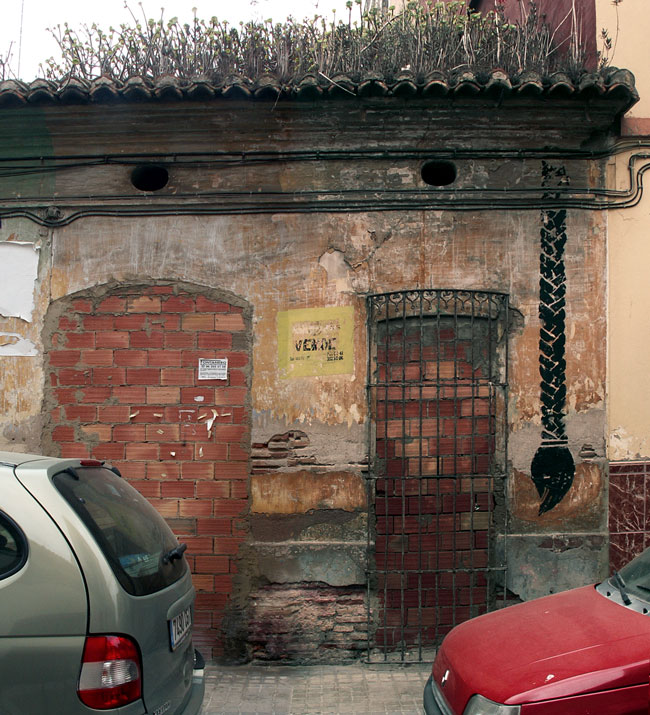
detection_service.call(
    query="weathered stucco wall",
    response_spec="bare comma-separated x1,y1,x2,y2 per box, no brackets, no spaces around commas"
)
0,94,619,658
10,200,609,602
0,219,51,452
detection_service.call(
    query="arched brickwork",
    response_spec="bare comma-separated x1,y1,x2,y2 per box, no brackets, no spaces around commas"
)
44,283,250,659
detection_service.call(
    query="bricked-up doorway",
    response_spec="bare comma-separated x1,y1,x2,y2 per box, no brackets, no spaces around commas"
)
45,284,250,659
366,290,509,662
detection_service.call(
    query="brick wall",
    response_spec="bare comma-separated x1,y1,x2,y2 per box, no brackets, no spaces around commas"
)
609,461,650,571
46,284,250,658
248,584,367,662
251,429,313,473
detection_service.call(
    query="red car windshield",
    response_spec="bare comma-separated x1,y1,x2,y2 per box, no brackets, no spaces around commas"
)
619,549,650,600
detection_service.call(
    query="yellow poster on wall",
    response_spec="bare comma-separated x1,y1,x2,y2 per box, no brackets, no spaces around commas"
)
277,306,354,378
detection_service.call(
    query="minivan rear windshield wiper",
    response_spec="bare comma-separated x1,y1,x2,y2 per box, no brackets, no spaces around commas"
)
163,542,187,565
612,570,632,605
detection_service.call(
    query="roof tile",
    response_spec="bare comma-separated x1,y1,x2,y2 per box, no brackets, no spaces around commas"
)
0,69,637,109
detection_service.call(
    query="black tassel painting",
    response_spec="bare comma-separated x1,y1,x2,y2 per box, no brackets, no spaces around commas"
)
530,162,575,515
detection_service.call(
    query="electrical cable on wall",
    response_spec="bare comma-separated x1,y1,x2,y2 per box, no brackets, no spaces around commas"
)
1,145,650,226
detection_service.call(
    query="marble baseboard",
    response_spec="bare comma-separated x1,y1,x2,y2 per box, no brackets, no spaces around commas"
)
609,461,650,570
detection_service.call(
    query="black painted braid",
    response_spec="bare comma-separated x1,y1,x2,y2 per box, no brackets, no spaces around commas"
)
538,208,568,442
530,162,575,515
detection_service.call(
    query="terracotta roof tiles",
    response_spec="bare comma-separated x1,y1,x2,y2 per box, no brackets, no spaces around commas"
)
0,68,638,109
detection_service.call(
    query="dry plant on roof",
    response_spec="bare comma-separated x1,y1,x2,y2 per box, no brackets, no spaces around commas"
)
41,0,591,84
0,45,14,82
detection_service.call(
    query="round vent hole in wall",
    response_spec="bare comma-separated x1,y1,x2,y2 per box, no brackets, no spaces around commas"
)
131,165,169,192
421,160,457,187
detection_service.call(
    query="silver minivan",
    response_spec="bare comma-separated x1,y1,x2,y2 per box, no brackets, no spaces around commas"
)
0,452,204,714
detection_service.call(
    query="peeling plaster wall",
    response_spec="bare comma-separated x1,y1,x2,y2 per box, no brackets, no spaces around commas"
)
50,207,607,454
0,106,55,452
47,204,610,601
0,97,617,658
0,220,50,452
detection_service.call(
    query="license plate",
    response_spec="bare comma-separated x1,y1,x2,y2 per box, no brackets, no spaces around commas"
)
169,606,192,651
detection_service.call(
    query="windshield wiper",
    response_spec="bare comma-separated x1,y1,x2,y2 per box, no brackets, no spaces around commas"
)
163,542,187,565
612,569,632,605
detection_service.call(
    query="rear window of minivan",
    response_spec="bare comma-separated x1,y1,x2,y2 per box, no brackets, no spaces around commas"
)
53,466,187,596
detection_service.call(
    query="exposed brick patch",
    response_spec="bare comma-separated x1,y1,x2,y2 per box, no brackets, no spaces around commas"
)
251,430,314,473
609,460,650,571
248,584,367,663
45,284,250,660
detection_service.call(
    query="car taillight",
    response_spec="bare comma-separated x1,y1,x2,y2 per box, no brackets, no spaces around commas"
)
77,635,142,709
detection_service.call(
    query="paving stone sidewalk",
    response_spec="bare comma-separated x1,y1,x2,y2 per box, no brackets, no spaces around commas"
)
201,662,430,715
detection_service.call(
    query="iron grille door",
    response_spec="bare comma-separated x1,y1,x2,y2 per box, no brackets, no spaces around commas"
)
366,290,509,662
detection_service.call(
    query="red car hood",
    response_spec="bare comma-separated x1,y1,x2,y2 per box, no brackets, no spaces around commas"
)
433,585,650,709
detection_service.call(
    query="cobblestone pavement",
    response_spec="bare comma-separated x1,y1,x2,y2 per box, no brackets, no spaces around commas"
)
201,662,430,715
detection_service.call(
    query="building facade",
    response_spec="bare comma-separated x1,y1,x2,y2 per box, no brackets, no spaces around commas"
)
0,55,637,660
594,0,650,571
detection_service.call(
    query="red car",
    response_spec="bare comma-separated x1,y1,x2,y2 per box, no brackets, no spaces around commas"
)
424,550,650,714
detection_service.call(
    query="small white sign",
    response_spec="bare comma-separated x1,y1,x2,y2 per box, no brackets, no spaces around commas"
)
198,358,228,380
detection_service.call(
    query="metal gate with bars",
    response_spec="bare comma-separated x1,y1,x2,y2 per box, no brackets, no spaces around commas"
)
366,289,510,662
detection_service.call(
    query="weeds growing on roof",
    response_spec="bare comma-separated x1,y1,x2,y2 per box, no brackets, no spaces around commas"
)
40,0,592,84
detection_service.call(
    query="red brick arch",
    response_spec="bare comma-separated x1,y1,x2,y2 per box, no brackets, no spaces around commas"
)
45,283,250,658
